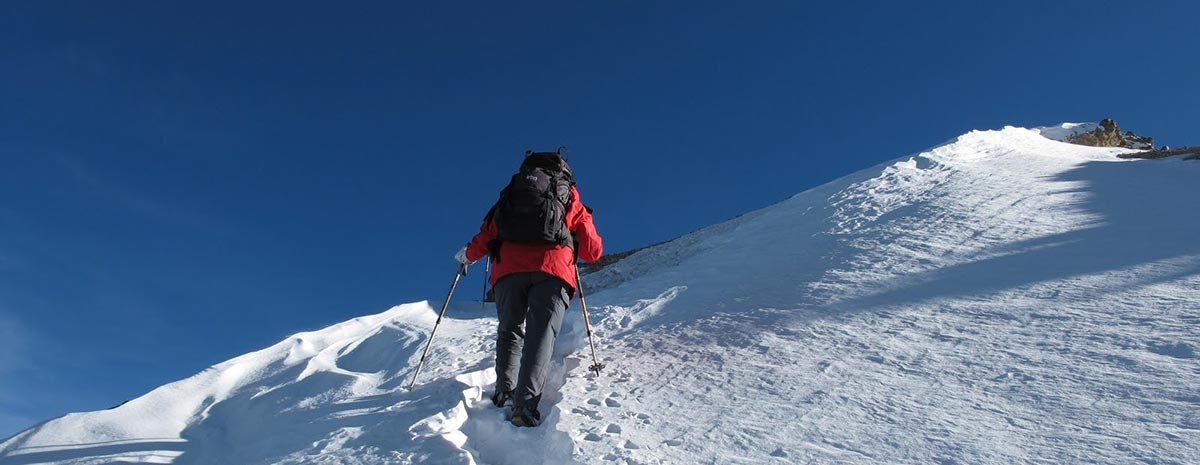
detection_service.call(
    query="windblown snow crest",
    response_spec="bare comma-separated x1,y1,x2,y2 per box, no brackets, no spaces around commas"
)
4,125,1198,465
0,302,505,464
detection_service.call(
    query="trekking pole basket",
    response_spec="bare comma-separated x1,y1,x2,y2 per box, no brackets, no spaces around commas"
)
575,266,605,376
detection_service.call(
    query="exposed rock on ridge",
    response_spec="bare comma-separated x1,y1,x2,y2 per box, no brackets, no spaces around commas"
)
1067,118,1155,150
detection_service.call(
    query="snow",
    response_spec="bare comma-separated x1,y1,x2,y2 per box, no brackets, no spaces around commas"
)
3,125,1199,465
1032,122,1100,143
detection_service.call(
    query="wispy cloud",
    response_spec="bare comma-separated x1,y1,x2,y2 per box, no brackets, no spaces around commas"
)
0,311,31,374
49,44,242,156
0,310,40,438
0,254,21,272
0,410,36,441
57,46,115,80
50,155,236,237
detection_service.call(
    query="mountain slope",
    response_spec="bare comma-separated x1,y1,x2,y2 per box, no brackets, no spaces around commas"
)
3,125,1198,465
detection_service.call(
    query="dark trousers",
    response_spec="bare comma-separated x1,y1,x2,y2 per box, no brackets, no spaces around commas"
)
493,271,571,411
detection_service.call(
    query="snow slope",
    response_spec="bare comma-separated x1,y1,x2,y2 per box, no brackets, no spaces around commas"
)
3,125,1198,465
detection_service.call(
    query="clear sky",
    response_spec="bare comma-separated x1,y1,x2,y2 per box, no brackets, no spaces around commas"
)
1,1,1196,436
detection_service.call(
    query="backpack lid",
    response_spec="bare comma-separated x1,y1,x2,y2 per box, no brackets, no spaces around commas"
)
525,146,568,160
521,149,574,180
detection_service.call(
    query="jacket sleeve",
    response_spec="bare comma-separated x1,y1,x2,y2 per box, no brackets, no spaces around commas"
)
568,186,603,263
465,211,497,263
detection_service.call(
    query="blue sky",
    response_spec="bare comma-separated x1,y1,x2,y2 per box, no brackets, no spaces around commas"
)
1,1,1197,436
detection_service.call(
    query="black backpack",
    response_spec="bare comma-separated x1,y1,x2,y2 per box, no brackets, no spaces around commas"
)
486,151,575,257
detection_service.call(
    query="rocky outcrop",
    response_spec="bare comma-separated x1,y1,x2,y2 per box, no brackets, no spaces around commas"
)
1068,118,1155,150
1119,146,1200,160
578,242,662,275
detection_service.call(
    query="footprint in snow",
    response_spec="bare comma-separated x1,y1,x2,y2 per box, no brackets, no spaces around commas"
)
572,407,602,420
1148,341,1196,359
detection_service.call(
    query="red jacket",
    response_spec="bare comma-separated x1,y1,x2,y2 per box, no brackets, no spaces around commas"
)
465,185,603,293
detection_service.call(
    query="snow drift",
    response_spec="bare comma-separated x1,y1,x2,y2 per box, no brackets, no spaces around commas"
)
3,125,1198,465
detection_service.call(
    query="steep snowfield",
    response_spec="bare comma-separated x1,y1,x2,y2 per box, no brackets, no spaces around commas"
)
3,125,1198,465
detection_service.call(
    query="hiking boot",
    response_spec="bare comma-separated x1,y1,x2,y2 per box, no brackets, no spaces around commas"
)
510,405,541,427
491,389,513,408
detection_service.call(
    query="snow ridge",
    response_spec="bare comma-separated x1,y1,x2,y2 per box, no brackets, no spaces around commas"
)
3,125,1199,465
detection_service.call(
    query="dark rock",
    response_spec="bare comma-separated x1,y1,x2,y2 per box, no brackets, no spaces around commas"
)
1068,118,1154,150
1118,146,1200,160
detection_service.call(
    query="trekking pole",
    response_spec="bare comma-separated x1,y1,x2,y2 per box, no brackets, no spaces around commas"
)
408,264,467,390
481,258,490,310
575,265,606,376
